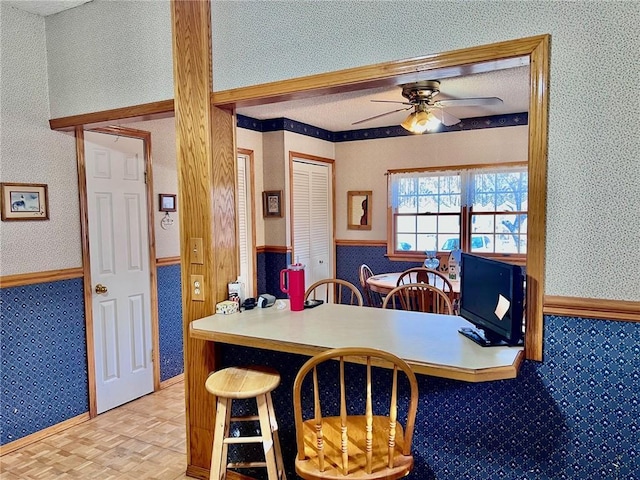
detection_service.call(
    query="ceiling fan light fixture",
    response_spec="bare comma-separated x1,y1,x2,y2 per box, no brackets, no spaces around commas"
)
401,109,441,134
424,112,442,132
400,112,418,132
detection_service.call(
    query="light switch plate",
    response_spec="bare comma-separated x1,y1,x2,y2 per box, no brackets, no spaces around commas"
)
191,238,204,264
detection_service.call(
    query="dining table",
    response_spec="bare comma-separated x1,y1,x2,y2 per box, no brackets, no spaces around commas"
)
366,271,461,296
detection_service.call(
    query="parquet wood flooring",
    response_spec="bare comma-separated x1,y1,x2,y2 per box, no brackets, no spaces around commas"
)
0,382,191,479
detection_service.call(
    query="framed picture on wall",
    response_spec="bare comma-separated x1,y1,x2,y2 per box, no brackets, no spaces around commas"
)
347,190,372,230
1,182,49,221
159,193,177,212
262,190,282,217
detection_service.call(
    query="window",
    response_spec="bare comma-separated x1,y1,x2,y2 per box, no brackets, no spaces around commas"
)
389,164,527,258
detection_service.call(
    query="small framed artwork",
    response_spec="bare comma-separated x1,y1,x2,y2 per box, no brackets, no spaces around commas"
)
347,190,372,230
262,190,282,218
159,194,177,212
1,182,49,221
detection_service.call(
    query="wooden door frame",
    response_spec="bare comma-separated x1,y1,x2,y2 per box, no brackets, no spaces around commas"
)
54,34,549,362
56,35,549,362
76,126,160,417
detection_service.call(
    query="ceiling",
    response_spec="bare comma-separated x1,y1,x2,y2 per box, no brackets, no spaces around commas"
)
6,0,529,132
5,0,92,17
236,66,530,132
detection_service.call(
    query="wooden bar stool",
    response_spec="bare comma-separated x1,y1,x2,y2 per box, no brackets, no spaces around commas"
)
205,365,287,480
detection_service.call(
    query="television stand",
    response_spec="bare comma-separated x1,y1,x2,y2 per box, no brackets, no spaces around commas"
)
458,327,523,347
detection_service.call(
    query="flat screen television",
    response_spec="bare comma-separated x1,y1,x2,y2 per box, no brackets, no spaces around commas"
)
458,253,525,347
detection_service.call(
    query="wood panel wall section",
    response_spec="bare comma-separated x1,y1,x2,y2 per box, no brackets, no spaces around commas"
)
171,1,236,477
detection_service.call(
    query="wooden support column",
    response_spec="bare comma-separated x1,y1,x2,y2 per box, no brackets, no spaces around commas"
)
171,1,237,477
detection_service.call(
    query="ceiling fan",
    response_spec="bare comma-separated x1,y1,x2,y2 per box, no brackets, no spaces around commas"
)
352,80,503,134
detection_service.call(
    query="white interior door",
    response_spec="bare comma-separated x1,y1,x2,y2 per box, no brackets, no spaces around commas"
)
292,159,332,294
237,153,254,298
84,131,154,414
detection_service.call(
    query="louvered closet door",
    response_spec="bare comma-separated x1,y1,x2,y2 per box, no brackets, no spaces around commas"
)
236,154,254,297
292,160,332,293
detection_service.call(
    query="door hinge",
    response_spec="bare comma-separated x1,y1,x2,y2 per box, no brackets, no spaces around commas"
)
150,349,154,362
144,171,148,184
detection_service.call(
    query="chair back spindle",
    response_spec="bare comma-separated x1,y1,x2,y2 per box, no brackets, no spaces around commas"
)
313,367,325,472
383,283,453,314
396,267,455,302
359,264,383,308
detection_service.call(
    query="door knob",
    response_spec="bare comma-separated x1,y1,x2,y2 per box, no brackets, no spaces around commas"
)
95,284,108,294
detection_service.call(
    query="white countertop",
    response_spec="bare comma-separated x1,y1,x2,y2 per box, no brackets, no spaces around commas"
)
190,302,524,382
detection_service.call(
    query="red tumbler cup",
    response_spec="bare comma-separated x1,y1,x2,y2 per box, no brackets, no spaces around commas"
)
280,263,306,311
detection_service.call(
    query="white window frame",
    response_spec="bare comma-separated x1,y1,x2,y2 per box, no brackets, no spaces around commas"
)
387,162,528,263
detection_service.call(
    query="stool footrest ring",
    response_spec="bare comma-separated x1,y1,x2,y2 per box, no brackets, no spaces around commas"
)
227,461,268,469
230,415,260,422
223,436,264,444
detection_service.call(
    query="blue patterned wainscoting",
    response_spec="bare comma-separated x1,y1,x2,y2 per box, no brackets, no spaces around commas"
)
258,250,291,299
336,244,423,296
0,279,88,446
256,251,267,296
218,315,639,479
157,264,184,382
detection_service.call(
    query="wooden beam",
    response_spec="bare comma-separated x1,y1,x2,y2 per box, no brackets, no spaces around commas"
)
171,0,237,476
49,99,174,132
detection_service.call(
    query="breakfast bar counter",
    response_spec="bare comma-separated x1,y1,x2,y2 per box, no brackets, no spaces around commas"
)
190,302,524,383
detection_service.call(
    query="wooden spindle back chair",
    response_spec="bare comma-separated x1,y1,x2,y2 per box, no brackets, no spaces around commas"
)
305,278,363,306
359,264,383,308
396,267,456,302
293,347,418,480
383,283,453,315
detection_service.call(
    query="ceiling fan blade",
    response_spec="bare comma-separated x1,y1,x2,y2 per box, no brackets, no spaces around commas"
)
431,108,461,127
371,100,414,106
352,106,413,126
435,97,503,108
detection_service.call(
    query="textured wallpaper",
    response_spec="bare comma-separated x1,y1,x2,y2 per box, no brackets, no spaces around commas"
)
211,1,640,300
45,0,173,118
0,4,81,276
262,131,286,247
5,1,639,300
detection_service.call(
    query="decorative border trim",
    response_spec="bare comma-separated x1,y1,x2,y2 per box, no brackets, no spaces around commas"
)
0,413,90,456
156,256,181,266
256,245,291,254
544,295,639,323
0,267,84,288
237,113,527,142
